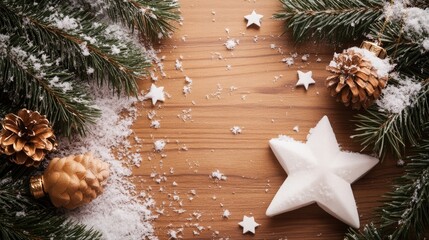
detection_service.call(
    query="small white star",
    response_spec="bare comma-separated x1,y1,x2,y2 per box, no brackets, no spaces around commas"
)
238,215,260,234
244,10,263,28
296,70,316,90
144,84,165,105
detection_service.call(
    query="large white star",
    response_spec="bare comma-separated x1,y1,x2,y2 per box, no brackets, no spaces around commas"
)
266,116,379,228
296,70,315,90
144,84,165,105
244,10,263,28
238,215,260,234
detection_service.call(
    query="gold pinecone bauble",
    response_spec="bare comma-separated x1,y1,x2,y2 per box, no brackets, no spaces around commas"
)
0,109,56,167
326,44,388,110
30,152,110,209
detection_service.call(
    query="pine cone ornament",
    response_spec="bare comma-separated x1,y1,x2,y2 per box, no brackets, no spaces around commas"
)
326,43,388,110
30,152,110,209
0,109,56,167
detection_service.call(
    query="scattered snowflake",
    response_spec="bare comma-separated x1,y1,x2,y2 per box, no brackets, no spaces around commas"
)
211,170,227,181
175,59,183,71
224,39,239,50
154,139,166,152
293,126,299,132
87,67,94,75
150,71,158,81
376,76,422,114
150,120,161,129
223,209,231,218
282,57,294,66
79,42,90,56
0,34,10,55
301,54,309,62
183,76,193,95
178,109,192,122
230,126,242,135
111,45,121,55
397,159,405,167
270,43,276,49
52,15,79,31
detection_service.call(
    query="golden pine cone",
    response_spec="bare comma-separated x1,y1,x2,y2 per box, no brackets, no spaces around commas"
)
326,49,388,109
0,109,56,167
30,152,110,209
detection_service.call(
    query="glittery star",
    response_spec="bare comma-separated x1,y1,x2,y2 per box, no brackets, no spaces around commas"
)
244,10,263,28
266,116,379,228
238,215,260,234
296,70,316,90
144,84,165,105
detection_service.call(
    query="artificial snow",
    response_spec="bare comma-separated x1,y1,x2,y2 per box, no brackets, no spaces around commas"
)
211,170,227,181
52,15,79,31
224,39,239,50
79,42,90,56
150,120,161,129
222,209,231,218
0,34,9,55
55,86,156,240
384,2,429,51
230,126,242,135
376,77,422,114
110,45,121,55
49,76,73,92
154,139,167,152
87,67,95,74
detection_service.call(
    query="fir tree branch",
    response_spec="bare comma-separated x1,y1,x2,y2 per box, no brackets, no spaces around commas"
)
103,0,181,41
274,0,385,42
369,21,429,79
0,37,100,136
0,159,102,240
346,137,429,239
0,0,150,95
352,80,429,159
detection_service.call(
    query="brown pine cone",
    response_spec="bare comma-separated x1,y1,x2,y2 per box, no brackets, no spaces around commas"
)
30,152,110,209
326,49,388,109
0,109,56,167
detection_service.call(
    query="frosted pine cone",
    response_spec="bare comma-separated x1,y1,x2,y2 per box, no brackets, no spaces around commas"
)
0,109,56,167
326,48,388,109
30,152,110,209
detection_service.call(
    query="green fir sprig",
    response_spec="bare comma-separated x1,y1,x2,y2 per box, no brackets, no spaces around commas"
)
0,0,179,136
352,80,429,159
346,138,429,239
102,0,181,41
274,0,385,42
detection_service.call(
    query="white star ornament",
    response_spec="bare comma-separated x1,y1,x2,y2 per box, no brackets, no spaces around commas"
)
238,215,260,234
144,84,165,105
266,116,379,228
244,10,263,28
296,70,315,90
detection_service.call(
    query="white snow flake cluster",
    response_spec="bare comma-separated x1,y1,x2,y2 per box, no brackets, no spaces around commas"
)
384,1,429,51
377,76,422,114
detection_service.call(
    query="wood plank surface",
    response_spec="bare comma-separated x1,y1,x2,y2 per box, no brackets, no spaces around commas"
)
132,0,402,239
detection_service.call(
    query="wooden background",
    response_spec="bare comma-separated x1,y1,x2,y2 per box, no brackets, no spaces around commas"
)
133,0,402,239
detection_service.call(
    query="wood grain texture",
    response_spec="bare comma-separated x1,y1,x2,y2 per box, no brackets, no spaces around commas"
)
132,0,402,239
